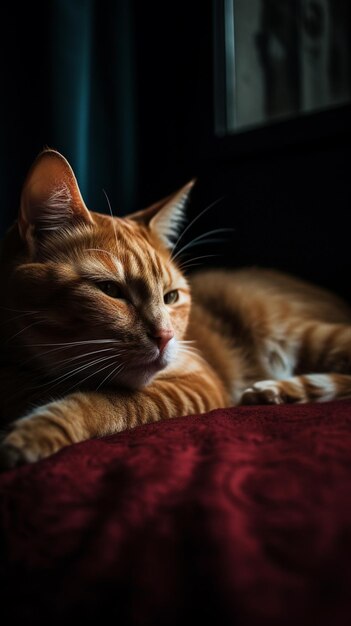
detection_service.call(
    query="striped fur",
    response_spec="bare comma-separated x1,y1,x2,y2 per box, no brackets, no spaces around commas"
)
1,149,351,468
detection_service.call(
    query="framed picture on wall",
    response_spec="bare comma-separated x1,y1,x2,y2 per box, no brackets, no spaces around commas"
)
213,0,351,153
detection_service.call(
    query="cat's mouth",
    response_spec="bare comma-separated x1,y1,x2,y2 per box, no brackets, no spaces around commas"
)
132,341,177,372
105,340,177,391
132,353,168,372
116,354,167,390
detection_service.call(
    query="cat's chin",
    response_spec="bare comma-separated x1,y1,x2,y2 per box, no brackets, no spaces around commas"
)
115,354,172,390
93,341,178,391
116,366,161,390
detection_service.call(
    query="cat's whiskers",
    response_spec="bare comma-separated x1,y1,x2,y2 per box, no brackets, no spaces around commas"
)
170,196,225,261
176,254,221,273
0,306,39,314
52,347,124,367
3,348,121,400
0,310,41,327
44,347,126,377
29,339,121,347
47,352,124,386
103,189,119,252
5,319,44,344
177,340,201,356
19,339,124,368
177,254,218,266
30,351,126,396
9,348,127,408
177,346,200,356
179,262,212,272
63,357,126,396
95,362,125,391
176,344,207,368
23,342,124,365
171,228,234,263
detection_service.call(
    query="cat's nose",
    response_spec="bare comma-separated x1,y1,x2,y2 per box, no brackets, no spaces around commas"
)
152,329,174,353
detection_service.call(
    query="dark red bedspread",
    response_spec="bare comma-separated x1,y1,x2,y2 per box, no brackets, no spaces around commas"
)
1,401,351,626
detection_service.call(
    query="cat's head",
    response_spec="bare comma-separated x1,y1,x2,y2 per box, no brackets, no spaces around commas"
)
5,149,194,390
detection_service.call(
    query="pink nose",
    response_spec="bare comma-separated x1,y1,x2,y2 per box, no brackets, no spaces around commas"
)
153,329,174,353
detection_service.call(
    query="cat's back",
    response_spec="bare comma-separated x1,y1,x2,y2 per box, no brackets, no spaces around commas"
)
189,267,351,326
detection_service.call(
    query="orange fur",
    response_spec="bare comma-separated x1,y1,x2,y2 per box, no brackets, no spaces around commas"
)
1,149,351,468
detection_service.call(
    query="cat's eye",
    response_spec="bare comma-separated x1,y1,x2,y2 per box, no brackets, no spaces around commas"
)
164,290,179,305
97,281,124,299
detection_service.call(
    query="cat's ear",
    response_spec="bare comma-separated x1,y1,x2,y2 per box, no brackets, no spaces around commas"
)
128,180,195,248
19,149,93,249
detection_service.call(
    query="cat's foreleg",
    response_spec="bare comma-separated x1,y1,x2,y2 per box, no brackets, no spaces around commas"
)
0,371,228,469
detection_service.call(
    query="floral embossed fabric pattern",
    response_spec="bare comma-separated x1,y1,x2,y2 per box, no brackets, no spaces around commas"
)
1,401,351,626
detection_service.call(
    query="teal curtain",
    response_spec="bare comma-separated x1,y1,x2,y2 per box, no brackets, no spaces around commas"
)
51,0,136,214
0,1,136,236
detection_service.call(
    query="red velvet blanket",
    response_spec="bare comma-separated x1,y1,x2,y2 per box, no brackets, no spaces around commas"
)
1,401,351,626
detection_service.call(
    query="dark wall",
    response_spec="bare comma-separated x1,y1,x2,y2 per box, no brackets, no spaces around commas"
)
192,120,351,301
133,1,213,206
0,4,52,232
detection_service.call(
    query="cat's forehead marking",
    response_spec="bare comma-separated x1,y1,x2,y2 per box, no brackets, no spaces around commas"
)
114,258,126,280
124,243,163,281
125,247,145,276
79,256,125,282
126,254,138,276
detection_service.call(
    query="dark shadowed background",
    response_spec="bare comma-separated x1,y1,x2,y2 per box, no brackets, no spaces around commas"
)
1,0,350,297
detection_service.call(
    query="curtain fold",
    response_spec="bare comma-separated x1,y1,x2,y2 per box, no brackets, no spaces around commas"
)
51,0,136,215
0,0,136,236
51,0,94,199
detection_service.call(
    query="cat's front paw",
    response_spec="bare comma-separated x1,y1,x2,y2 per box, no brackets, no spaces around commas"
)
240,380,284,405
0,404,75,470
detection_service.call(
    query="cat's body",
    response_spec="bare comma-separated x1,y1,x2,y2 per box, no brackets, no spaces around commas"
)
190,268,351,402
1,149,351,468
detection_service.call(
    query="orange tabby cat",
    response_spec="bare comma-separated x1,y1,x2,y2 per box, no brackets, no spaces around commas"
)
1,149,351,469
